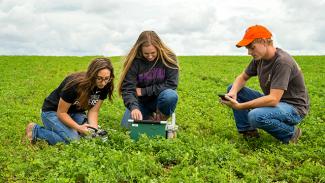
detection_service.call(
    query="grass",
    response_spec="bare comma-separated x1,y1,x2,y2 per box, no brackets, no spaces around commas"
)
0,55,324,182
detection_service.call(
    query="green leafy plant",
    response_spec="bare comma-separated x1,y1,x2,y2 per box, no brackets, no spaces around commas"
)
0,55,324,182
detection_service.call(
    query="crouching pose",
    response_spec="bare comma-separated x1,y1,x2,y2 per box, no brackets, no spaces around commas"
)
25,57,114,145
118,31,179,128
221,25,309,144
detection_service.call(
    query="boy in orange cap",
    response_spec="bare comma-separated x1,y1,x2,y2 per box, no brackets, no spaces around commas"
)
220,25,309,144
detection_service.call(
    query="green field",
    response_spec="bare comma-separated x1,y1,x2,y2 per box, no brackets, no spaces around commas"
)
0,56,324,182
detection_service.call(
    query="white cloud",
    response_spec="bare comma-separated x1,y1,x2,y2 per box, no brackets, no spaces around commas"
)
0,0,324,56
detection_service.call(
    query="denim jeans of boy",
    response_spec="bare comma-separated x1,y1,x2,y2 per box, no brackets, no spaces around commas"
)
121,89,178,128
227,85,302,143
32,111,86,145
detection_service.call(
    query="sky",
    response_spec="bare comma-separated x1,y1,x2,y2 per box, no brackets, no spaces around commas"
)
1,0,324,56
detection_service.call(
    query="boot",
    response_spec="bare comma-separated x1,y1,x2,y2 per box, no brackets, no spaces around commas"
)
239,129,260,138
155,109,169,121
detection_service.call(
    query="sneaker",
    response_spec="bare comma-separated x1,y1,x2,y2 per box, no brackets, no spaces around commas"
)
25,122,36,144
239,129,260,138
289,127,302,144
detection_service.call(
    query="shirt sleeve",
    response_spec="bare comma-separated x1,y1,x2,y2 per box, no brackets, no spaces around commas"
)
121,62,140,111
245,59,257,76
60,85,78,103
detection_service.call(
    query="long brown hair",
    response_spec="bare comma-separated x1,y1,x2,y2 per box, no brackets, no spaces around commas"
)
64,57,114,110
117,30,179,96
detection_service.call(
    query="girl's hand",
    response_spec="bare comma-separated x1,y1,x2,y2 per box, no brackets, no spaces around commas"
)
77,123,92,135
131,109,143,120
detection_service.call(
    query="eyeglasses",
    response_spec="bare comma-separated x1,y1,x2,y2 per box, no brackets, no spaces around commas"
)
96,76,112,83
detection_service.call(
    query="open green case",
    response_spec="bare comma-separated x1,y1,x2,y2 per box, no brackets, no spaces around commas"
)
128,120,167,140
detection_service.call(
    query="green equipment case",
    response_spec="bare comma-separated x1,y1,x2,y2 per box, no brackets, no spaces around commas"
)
128,120,167,140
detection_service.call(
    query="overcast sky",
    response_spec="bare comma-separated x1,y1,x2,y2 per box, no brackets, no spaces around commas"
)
1,0,324,56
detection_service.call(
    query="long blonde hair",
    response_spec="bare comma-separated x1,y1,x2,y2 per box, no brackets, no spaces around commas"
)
118,30,179,96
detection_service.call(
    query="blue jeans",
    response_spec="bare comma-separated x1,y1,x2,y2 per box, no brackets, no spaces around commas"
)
227,85,302,143
121,89,178,128
31,111,86,145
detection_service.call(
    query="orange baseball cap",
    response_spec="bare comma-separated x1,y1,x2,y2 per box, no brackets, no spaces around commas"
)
236,25,272,48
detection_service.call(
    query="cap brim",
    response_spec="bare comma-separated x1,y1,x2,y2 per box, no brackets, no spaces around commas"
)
236,39,254,48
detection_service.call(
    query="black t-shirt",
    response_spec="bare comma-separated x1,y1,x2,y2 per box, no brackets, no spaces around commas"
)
245,48,310,116
42,75,109,113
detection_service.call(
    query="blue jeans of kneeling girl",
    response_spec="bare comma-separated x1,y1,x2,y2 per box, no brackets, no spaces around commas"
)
227,85,303,143
31,111,86,145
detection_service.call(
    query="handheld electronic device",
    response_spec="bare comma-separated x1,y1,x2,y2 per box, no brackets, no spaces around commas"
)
218,93,230,101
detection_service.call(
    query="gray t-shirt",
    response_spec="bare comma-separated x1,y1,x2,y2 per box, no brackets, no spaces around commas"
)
245,48,310,116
